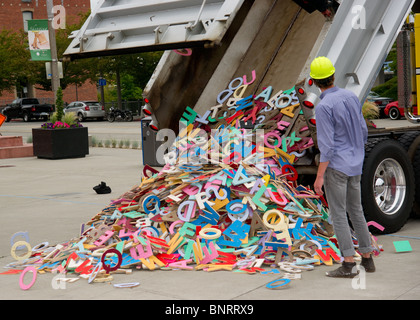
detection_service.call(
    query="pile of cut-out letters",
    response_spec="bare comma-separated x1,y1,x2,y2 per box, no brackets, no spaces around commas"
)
6,71,382,289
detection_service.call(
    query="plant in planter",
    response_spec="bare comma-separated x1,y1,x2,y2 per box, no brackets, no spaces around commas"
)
41,109,83,129
32,87,89,159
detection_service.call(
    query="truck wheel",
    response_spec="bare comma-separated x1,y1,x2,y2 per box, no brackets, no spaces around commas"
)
398,131,420,155
388,107,400,120
411,147,420,217
23,112,31,122
398,131,420,217
361,138,414,234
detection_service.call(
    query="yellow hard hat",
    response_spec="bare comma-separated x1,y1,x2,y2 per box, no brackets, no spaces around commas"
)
310,56,336,80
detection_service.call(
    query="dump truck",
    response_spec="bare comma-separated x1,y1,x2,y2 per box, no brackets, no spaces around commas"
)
64,0,420,234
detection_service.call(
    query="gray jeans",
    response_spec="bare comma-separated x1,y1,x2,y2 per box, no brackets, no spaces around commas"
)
324,167,373,257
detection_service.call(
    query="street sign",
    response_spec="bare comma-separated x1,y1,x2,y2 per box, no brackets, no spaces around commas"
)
98,79,106,86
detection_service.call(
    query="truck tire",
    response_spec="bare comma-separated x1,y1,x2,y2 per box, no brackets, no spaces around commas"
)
398,131,420,217
398,131,420,156
361,138,414,234
23,112,31,122
411,147,420,217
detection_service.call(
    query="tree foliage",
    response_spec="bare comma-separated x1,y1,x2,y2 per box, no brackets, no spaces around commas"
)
372,77,398,101
0,30,38,93
98,52,162,101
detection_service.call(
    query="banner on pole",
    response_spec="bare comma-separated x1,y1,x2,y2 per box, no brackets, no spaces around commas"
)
28,20,51,61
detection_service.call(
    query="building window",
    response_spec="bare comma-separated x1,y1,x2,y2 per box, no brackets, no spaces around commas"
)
22,0,32,3
22,11,33,32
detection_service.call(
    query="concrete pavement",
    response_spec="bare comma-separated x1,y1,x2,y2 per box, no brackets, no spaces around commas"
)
0,147,419,302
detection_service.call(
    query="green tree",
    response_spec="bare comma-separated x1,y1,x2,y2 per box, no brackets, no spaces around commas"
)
120,74,143,100
104,74,143,101
114,52,163,89
372,77,398,101
97,52,162,106
0,30,38,93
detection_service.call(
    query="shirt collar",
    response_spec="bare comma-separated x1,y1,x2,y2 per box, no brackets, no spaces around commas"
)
320,86,339,99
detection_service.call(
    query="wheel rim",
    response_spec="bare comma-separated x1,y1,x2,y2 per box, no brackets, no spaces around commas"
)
373,158,406,215
390,108,399,119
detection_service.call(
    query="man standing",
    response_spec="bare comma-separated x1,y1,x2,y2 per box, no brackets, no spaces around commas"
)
310,56,375,277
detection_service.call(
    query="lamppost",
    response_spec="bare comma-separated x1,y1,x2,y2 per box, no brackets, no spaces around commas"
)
46,0,60,102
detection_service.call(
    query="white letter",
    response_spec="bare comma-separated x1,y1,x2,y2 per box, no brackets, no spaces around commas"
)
352,266,366,290
352,5,366,30
52,5,66,30
51,274,66,290
209,305,216,314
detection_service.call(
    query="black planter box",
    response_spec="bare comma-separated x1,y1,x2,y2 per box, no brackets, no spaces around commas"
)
32,127,89,159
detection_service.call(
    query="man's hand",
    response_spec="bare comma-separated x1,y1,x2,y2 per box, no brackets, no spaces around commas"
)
314,161,329,196
314,175,324,195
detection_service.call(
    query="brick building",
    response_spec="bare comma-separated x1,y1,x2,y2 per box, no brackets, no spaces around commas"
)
0,0,97,105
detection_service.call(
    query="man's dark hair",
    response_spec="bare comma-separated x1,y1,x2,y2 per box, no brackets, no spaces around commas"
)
313,74,335,89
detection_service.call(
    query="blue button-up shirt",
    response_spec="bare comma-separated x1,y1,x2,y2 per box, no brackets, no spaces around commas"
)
315,86,368,176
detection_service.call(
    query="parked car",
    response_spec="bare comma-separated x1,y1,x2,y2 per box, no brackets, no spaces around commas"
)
367,91,393,117
367,91,393,105
64,101,105,121
384,101,418,120
1,98,54,122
